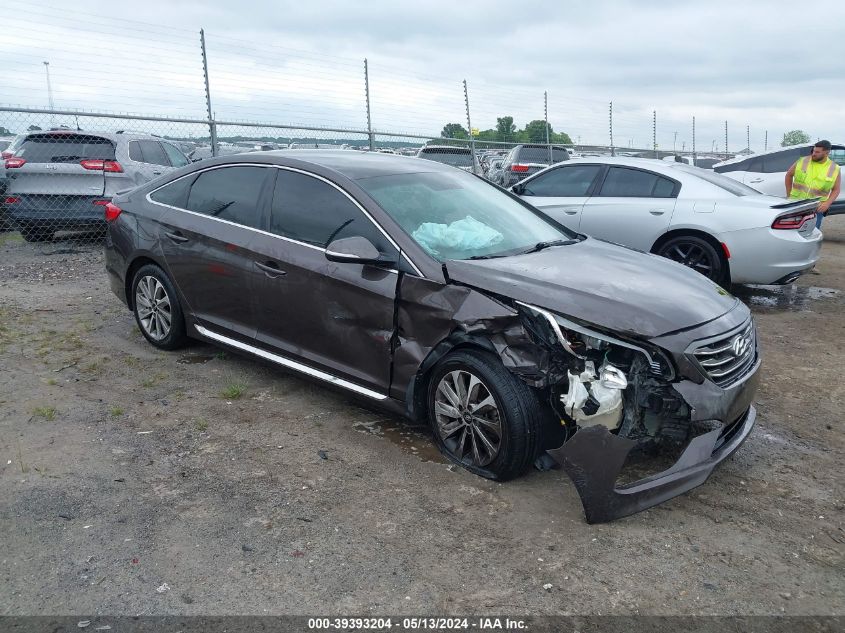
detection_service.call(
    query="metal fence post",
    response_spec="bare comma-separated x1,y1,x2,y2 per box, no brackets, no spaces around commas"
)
200,29,218,157
364,58,374,151
544,91,551,162
609,101,615,157
724,120,729,160
463,80,477,174
653,110,657,158
765,130,768,152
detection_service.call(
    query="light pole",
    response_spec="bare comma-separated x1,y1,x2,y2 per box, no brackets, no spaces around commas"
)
43,61,55,126
673,131,677,153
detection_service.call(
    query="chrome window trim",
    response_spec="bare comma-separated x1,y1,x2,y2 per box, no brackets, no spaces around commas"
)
195,324,387,401
145,162,425,277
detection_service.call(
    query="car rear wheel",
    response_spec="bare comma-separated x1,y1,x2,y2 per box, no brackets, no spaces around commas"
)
657,235,725,283
131,264,187,350
427,349,543,481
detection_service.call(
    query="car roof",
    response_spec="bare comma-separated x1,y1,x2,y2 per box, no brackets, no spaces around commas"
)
713,142,845,167
562,156,695,177
419,145,472,153
21,130,166,142
254,148,460,179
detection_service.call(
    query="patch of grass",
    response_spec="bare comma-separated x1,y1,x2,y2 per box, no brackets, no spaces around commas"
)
32,406,56,421
0,232,24,246
194,418,209,431
220,382,247,400
214,351,228,360
141,372,167,388
109,406,124,417
123,355,140,367
46,378,57,386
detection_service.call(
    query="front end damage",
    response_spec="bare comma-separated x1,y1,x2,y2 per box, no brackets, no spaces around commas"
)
515,301,760,523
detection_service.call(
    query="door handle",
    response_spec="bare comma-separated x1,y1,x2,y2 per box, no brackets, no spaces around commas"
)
255,261,287,278
563,209,580,215
164,231,189,243
152,170,163,176
749,178,763,183
648,209,666,215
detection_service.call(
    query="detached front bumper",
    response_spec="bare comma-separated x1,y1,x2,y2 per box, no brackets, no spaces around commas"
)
548,405,756,523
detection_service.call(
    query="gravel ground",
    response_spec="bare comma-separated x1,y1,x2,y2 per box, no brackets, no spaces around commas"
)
0,221,843,617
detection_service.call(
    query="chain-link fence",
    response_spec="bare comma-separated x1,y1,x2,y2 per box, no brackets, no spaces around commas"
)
1,1,782,243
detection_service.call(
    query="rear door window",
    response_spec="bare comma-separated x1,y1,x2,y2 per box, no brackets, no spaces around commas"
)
149,176,194,208
518,146,569,164
521,164,602,196
139,141,170,167
162,142,189,167
270,169,395,254
186,166,270,229
597,167,675,197
16,134,115,163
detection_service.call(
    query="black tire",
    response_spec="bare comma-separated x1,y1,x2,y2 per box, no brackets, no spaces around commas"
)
656,235,726,284
21,229,53,242
426,349,545,481
131,263,188,350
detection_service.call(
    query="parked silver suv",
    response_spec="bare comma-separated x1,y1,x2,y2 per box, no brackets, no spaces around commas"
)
3,130,189,241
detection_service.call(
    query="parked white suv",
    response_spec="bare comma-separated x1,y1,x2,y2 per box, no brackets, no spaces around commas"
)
714,144,845,215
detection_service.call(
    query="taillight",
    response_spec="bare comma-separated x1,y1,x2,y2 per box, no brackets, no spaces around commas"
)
4,157,26,169
510,164,530,172
4,196,20,205
1,150,14,159
103,202,122,222
80,159,123,173
772,211,817,230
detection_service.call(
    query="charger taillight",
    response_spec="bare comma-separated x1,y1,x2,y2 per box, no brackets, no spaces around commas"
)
772,211,816,230
4,157,25,169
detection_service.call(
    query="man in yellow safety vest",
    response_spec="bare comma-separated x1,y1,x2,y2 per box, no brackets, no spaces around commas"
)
785,140,841,229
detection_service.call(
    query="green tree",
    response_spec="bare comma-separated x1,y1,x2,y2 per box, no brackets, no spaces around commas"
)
496,116,516,140
781,130,810,146
441,123,468,139
522,120,553,143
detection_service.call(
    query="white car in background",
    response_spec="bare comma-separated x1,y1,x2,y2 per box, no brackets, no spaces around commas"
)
714,143,845,215
512,157,821,285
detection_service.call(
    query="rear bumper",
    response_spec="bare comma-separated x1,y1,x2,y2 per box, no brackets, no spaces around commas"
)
722,226,822,284
5,194,108,228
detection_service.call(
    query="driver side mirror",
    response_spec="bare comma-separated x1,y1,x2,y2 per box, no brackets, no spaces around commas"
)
511,183,525,195
325,236,395,266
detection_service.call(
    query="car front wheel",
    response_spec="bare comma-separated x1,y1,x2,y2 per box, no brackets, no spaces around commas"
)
427,349,544,481
131,264,187,350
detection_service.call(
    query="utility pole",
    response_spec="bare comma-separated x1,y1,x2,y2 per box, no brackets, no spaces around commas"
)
609,101,615,156
463,80,477,174
764,130,768,152
746,125,750,152
43,61,55,126
199,29,218,157
364,59,374,151
724,120,729,159
673,131,678,153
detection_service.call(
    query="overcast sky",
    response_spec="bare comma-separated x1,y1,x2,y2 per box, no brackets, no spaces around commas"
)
2,0,843,151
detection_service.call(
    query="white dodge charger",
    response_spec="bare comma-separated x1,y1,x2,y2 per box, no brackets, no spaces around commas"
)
512,157,821,285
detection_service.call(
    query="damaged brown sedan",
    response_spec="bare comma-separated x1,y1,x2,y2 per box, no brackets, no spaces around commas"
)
104,150,760,523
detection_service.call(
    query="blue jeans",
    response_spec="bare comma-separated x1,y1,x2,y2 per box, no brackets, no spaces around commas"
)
816,212,825,229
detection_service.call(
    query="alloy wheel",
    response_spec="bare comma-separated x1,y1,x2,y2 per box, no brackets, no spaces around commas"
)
433,370,502,467
135,275,172,341
661,240,718,279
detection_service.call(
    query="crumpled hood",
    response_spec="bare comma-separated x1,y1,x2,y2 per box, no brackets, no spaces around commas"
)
445,237,739,338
